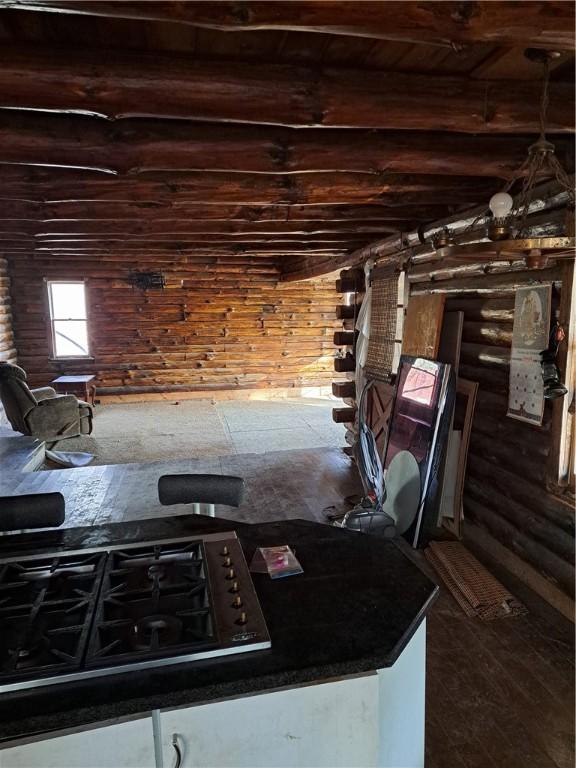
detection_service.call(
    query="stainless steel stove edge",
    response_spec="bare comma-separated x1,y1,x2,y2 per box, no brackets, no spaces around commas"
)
0,531,239,565
0,639,272,694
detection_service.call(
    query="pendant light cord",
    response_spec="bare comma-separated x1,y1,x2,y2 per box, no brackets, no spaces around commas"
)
538,59,550,141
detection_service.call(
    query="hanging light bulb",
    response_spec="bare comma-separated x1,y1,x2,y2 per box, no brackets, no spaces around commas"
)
489,192,514,219
487,191,514,241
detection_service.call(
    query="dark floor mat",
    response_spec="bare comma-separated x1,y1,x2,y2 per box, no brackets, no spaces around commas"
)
425,540,527,620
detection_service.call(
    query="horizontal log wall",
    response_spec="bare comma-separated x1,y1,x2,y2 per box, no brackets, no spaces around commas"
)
0,258,17,426
8,256,340,395
409,262,575,608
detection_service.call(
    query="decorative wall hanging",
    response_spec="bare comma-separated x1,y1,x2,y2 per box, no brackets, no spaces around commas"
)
507,283,552,425
128,272,166,290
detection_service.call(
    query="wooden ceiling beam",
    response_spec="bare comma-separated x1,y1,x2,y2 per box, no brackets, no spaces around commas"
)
2,246,352,257
0,46,573,133
4,237,372,249
0,220,405,236
0,169,499,206
0,114,565,179
5,2,575,49
0,202,448,222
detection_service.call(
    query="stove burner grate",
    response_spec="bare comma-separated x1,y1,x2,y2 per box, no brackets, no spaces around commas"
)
0,534,271,691
85,540,218,667
0,552,106,682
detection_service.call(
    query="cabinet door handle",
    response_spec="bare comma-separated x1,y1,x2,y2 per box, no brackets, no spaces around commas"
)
172,733,183,768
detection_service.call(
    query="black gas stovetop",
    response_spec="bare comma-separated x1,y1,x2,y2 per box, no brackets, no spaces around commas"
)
0,531,270,693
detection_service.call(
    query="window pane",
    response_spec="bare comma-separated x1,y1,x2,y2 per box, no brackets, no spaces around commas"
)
50,283,86,320
53,320,89,357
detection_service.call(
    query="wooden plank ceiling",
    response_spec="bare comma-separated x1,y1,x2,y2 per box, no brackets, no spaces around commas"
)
0,1,574,280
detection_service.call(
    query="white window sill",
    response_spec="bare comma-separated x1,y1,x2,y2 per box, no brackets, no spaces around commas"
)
49,357,95,362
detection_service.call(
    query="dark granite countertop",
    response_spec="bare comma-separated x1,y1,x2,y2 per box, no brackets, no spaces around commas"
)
0,515,438,743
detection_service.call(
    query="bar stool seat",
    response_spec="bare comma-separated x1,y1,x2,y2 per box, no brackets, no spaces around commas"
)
158,474,244,516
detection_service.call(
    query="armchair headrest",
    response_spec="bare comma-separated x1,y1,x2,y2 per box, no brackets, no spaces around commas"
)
0,362,27,382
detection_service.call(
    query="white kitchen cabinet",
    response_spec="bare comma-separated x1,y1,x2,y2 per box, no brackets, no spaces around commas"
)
0,716,156,768
158,620,426,768
158,674,380,768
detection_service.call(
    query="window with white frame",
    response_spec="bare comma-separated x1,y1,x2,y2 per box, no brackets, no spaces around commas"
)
47,281,90,358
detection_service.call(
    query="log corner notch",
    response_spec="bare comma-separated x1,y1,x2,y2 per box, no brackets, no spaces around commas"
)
0,258,17,369
332,268,364,433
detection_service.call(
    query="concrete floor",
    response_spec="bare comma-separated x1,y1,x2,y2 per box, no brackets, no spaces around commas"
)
1,447,360,529
51,396,346,466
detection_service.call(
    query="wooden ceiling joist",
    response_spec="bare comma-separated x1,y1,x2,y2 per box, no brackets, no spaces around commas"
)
0,220,404,237
3,247,352,259
2,237,372,249
1,114,571,179
0,202,448,222
0,169,499,206
0,3,573,281
1,46,573,133
5,1,575,50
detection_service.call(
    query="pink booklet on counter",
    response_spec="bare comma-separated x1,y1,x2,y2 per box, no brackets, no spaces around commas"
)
249,545,304,579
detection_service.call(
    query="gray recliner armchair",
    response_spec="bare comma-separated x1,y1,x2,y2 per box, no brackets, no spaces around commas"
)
0,362,93,441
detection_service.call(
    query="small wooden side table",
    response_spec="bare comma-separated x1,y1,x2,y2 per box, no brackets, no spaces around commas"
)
51,375,96,406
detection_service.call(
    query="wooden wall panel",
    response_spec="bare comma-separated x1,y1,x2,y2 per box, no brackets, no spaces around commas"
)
409,262,575,611
0,258,17,426
8,256,340,395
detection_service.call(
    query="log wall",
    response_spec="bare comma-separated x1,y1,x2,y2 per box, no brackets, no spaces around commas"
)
0,258,17,426
8,256,340,395
409,261,575,615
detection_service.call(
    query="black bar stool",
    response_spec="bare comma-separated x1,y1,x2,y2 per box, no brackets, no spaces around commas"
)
0,492,65,532
158,474,244,516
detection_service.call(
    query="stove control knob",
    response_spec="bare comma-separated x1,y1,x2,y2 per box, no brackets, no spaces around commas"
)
226,568,236,580
223,556,232,567
222,546,229,556
233,595,243,609
237,611,247,625
229,580,239,593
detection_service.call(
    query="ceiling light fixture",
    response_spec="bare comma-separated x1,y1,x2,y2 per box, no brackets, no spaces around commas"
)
486,48,574,243
432,50,574,269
